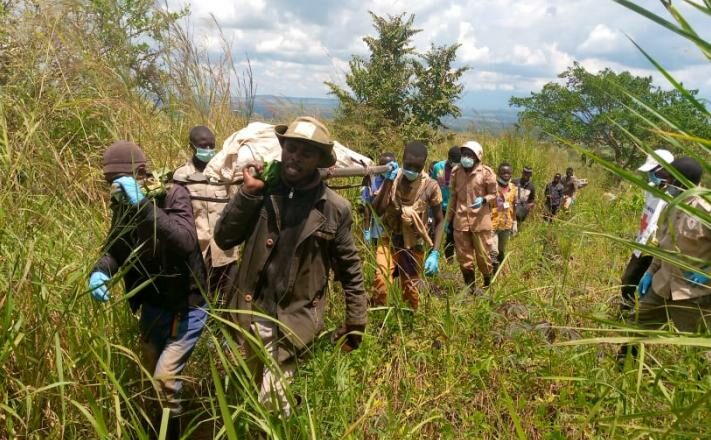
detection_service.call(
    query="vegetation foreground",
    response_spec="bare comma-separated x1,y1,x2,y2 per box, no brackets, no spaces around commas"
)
3,133,710,438
2,0,711,439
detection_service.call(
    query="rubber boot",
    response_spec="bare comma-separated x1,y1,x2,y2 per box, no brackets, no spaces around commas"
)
483,274,492,288
460,267,483,295
166,417,181,440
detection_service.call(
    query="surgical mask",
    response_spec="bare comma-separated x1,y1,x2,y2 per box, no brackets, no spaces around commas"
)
498,177,510,186
461,157,475,169
403,169,420,181
195,147,216,163
667,185,683,197
647,171,663,187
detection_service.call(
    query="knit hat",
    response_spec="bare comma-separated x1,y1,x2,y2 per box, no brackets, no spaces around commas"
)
103,141,147,174
275,116,336,167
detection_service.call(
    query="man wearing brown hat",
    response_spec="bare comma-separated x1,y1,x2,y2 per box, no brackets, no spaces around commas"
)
215,116,367,415
174,126,239,307
89,141,207,437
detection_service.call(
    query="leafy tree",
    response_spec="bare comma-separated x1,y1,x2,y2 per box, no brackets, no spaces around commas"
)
326,12,467,154
510,62,711,168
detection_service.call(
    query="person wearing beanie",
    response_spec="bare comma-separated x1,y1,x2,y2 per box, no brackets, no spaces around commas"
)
214,116,367,415
173,126,239,308
619,149,674,310
89,141,207,438
447,140,497,295
633,156,711,332
431,146,461,261
371,141,444,310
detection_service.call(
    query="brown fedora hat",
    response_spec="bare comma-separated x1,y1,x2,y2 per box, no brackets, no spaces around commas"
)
275,116,336,167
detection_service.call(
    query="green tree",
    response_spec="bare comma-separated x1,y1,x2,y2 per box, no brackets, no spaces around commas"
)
326,12,467,154
510,62,711,168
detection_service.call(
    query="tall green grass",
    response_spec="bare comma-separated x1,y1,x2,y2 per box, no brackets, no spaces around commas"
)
1,0,710,439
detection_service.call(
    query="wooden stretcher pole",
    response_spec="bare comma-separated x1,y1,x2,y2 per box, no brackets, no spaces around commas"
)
229,164,390,185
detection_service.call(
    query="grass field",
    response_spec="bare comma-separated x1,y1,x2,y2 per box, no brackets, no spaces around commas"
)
5,129,711,439
2,0,710,438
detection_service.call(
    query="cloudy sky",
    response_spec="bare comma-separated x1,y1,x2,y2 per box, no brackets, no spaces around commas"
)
168,0,710,109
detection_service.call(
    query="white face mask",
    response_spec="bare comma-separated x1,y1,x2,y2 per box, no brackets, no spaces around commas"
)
461,157,475,169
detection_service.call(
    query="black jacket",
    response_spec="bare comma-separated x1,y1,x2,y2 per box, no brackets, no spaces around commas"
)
93,185,206,312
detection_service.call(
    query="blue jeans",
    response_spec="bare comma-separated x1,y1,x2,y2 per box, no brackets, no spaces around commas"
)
139,303,207,415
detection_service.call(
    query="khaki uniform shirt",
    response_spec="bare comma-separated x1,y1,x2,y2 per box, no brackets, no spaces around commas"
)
382,171,442,246
491,182,517,231
649,195,711,300
174,161,239,268
448,164,497,232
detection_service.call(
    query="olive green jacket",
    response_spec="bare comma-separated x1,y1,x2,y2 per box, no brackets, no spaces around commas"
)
214,184,367,358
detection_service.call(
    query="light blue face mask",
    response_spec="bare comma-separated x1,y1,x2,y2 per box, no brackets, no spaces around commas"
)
460,157,475,169
648,171,663,187
195,147,216,163
403,169,420,181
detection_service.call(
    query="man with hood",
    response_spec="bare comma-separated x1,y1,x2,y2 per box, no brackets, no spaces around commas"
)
214,116,367,415
173,126,239,306
619,149,674,310
88,141,206,437
447,141,497,294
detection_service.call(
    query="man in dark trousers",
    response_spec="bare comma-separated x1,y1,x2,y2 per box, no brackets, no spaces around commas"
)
544,173,564,222
88,141,206,438
215,116,367,415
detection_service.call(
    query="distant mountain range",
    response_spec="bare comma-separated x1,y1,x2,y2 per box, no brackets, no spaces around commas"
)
237,95,520,133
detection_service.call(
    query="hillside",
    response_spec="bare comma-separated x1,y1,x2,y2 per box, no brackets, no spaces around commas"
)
241,95,519,133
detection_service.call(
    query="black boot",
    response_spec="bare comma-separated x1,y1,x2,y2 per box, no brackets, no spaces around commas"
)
483,274,492,288
460,267,475,287
166,417,181,440
460,267,483,295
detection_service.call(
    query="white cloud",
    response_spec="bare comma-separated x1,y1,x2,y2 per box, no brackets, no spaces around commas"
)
175,0,711,106
457,22,490,63
578,24,622,53
511,45,546,66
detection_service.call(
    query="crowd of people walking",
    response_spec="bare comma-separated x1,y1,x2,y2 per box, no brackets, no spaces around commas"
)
86,116,709,437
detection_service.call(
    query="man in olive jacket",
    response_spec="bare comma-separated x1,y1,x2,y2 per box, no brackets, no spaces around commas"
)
215,116,367,415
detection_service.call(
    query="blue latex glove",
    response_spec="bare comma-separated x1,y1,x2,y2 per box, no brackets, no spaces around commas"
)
424,250,440,276
113,176,145,206
385,161,400,181
89,271,111,302
470,196,484,209
684,271,710,286
363,229,372,242
638,271,653,296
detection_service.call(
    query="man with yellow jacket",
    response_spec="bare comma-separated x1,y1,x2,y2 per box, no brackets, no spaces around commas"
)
490,162,518,275
448,141,497,294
